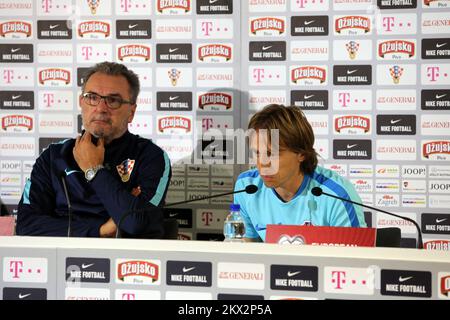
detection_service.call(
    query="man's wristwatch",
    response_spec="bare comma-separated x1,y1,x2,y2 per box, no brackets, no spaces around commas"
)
85,165,104,182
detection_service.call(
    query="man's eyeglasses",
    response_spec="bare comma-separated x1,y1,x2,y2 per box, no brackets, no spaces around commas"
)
81,92,133,109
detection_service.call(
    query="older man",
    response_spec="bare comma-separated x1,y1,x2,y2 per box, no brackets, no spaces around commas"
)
17,62,171,238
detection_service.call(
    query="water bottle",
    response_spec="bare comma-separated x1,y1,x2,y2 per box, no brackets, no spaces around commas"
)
223,204,245,242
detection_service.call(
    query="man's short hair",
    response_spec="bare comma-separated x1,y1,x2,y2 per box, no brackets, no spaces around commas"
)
81,61,140,104
248,104,318,175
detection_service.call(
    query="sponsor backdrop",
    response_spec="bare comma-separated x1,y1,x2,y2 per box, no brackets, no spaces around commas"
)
0,237,449,300
0,0,450,249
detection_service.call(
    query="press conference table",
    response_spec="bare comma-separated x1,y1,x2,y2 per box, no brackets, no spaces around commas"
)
0,236,449,300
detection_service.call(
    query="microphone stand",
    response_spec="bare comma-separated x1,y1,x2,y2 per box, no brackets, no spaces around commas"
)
312,188,423,249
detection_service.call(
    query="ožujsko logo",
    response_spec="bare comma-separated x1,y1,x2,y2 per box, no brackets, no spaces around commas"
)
38,68,70,85
335,115,370,133
198,92,232,110
0,21,32,38
250,17,285,35
158,116,191,133
78,21,110,38
118,44,151,61
157,0,191,13
117,260,159,282
1,115,33,132
423,141,450,159
291,66,326,84
198,44,232,62
335,16,370,34
379,40,415,59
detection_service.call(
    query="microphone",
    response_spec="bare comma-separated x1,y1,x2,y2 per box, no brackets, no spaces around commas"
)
164,184,258,207
311,187,423,249
60,172,73,237
115,185,259,238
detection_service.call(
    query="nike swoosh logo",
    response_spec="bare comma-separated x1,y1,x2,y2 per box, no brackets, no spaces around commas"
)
169,96,179,101
12,95,21,100
436,218,447,223
49,24,59,29
82,263,94,269
304,94,314,99
11,48,21,53
436,94,446,99
182,267,195,273
347,144,357,149
169,48,179,53
390,119,401,124
287,271,301,277
399,276,413,282
347,69,358,75
436,43,447,48
19,293,31,299
210,0,220,3
65,168,82,176
169,213,178,217
262,46,272,51
255,224,266,231
304,20,315,25
128,24,138,29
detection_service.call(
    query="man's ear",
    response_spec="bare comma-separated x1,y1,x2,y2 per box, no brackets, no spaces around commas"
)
128,104,137,123
297,153,305,163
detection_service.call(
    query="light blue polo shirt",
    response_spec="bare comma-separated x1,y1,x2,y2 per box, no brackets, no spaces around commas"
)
233,166,367,241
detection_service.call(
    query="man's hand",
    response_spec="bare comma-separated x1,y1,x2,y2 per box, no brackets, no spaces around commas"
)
99,218,117,238
73,131,105,172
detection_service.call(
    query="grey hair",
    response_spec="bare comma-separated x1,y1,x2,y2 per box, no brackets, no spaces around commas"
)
81,61,140,104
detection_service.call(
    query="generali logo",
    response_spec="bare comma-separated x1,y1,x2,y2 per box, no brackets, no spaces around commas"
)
198,92,232,111
291,66,327,85
117,44,151,62
422,140,450,160
198,44,232,63
0,21,32,38
38,68,71,86
116,259,160,285
1,114,33,132
217,262,265,290
335,16,371,35
157,0,191,14
158,115,192,134
250,17,286,36
378,40,416,60
324,266,375,295
3,257,48,283
334,115,371,134
77,20,111,38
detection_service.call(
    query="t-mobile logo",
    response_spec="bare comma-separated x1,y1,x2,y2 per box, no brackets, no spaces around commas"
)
202,212,213,226
201,22,213,37
41,0,52,13
120,0,133,12
339,93,350,107
382,17,395,32
253,68,265,83
202,118,214,130
3,70,14,84
81,47,93,61
43,93,55,108
427,67,441,82
122,293,136,300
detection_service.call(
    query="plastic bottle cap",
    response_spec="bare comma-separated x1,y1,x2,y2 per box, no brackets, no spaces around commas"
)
229,204,240,211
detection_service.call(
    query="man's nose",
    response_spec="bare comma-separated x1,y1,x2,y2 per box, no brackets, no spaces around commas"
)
95,97,110,111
